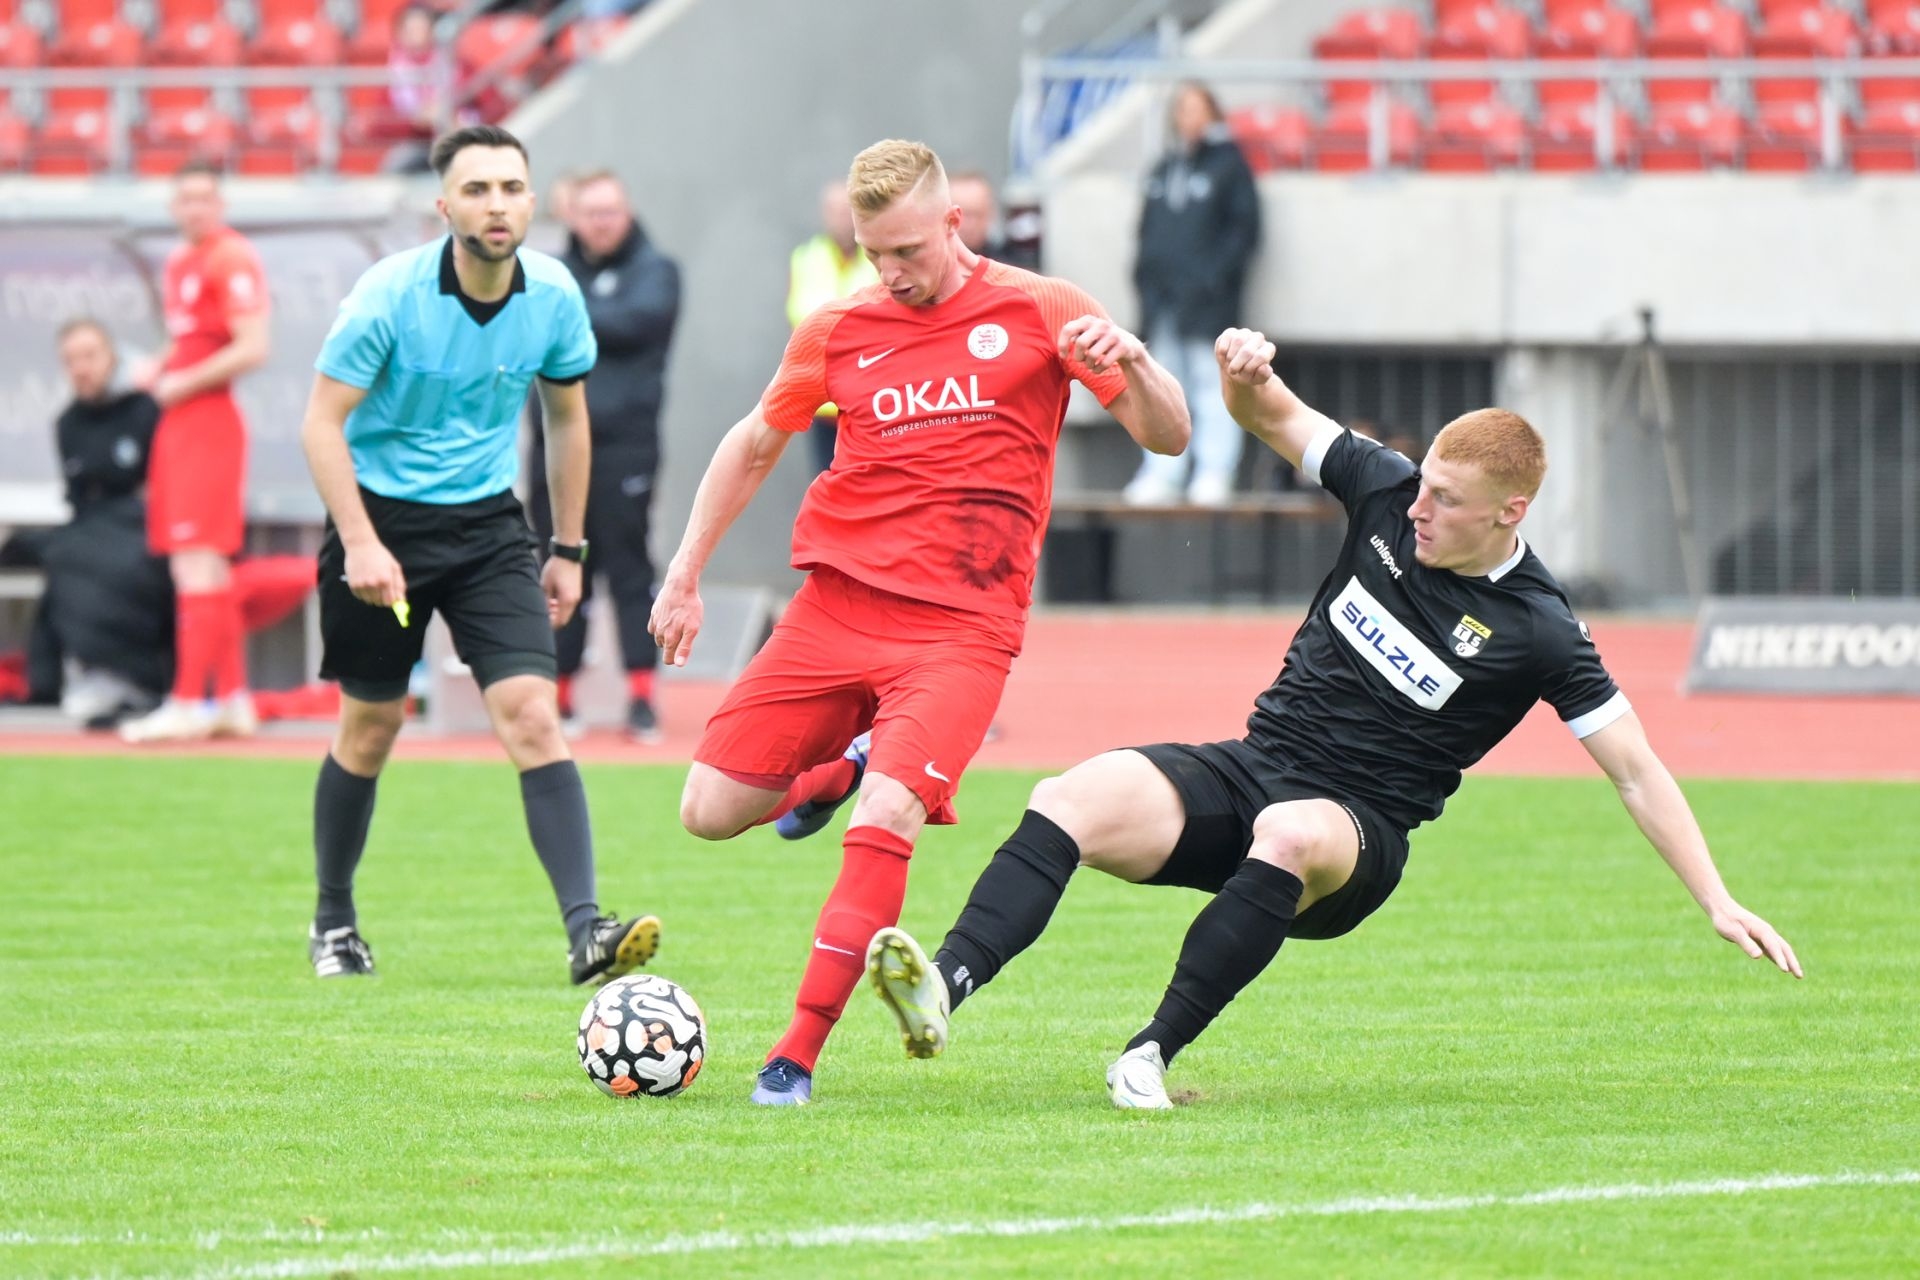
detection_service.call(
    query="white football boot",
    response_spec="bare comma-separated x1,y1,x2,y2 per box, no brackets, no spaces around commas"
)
118,697,217,744
1106,1042,1174,1110
867,926,950,1059
211,692,258,738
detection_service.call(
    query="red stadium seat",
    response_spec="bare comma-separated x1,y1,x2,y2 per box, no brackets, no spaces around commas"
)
32,108,113,174
1862,7,1920,103
1535,6,1639,107
1647,0,1718,20
155,0,224,23
1312,9,1423,106
1849,100,1920,170
1751,7,1859,107
54,0,119,28
1637,100,1741,170
1528,100,1634,170
1753,0,1825,20
1743,99,1827,170
455,12,544,76
46,20,142,112
145,19,243,111
1424,6,1529,106
1643,6,1748,107
1420,100,1526,170
0,22,40,108
0,110,28,171
256,0,322,23
246,18,342,113
238,101,323,174
1542,0,1609,22
1311,99,1419,171
133,106,237,175
556,16,626,64
1227,104,1311,172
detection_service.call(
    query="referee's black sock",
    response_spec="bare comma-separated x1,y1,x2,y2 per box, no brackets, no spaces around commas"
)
933,809,1080,1011
1127,859,1302,1064
313,754,378,932
520,760,600,948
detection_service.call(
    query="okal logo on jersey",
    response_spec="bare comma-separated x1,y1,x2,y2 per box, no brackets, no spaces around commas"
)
1331,578,1463,711
968,323,1009,359
871,376,997,422
1451,613,1492,659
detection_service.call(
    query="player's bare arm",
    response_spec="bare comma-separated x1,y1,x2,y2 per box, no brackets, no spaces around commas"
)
153,312,270,408
1581,711,1802,978
535,375,591,629
649,404,793,667
1213,326,1343,471
1058,315,1190,455
300,372,405,608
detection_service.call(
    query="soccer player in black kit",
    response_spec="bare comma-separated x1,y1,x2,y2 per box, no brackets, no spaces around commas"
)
867,325,1802,1109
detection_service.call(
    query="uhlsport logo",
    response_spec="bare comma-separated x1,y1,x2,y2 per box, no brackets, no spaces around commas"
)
1369,534,1403,580
968,323,1008,359
1331,578,1463,710
871,375,997,423
1451,613,1492,658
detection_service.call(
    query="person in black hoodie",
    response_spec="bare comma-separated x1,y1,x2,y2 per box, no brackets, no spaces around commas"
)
29,319,174,722
528,169,681,741
1124,81,1262,508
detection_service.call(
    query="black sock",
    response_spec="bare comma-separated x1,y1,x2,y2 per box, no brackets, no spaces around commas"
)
520,760,600,948
314,754,378,931
933,810,1080,1010
1126,859,1302,1064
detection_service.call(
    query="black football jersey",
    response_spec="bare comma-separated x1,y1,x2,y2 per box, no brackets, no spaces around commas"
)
1246,427,1627,831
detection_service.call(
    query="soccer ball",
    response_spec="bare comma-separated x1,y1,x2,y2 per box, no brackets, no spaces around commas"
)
577,974,707,1099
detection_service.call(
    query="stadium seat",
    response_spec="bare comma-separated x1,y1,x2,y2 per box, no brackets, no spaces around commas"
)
0,109,28,171
0,21,40,108
54,0,120,28
46,19,142,113
1541,0,1610,22
1534,4,1638,108
1646,0,1719,20
1742,99,1827,170
1643,5,1748,107
1862,7,1920,103
555,15,625,64
1227,104,1311,172
245,18,342,113
1311,9,1424,106
1528,100,1634,170
145,19,243,112
1751,7,1859,108
1849,99,1920,170
132,106,236,175
1420,100,1526,170
1311,99,1419,171
1637,99,1742,170
256,0,322,23
455,12,544,76
238,100,323,174
154,0,223,23
1423,6,1530,106
31,108,113,174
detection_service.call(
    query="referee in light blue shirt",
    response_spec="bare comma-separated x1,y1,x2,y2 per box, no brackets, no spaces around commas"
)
297,124,658,987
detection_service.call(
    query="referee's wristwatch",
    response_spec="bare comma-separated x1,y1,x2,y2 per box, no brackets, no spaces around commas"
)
548,537,589,565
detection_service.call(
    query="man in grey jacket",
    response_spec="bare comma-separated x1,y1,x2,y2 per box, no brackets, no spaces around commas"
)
529,170,681,740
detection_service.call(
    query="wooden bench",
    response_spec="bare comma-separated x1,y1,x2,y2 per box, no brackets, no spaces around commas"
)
1045,490,1345,603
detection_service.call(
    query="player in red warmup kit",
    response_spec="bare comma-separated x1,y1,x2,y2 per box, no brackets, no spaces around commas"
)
649,139,1193,1105
121,161,272,744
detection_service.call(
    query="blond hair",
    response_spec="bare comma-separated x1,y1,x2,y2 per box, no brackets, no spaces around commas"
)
1430,408,1548,499
847,140,946,216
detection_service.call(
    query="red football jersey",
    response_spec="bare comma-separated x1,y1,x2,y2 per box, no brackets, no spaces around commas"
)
161,227,268,383
762,259,1128,623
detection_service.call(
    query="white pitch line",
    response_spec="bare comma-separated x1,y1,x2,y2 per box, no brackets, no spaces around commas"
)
59,1168,1910,1280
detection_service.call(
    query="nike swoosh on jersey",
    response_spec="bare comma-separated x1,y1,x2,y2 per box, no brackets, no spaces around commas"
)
856,348,897,369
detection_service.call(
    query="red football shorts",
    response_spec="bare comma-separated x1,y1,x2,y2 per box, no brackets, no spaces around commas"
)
694,567,1020,825
148,394,247,556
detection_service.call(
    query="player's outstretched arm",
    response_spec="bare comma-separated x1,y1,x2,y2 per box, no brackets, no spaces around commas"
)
1058,315,1190,456
300,373,405,608
649,404,792,667
1581,711,1803,978
1213,327,1342,472
535,376,591,628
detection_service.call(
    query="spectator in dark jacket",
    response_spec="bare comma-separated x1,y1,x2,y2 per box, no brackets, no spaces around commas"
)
528,169,681,741
1124,81,1262,508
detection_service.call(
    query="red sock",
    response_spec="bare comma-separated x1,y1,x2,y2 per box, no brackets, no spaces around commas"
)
171,592,221,701
556,673,575,717
747,755,858,831
627,669,654,702
206,587,246,698
232,556,315,633
769,826,914,1071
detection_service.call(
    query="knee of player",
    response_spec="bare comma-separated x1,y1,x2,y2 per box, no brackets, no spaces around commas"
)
847,775,924,837
497,692,564,755
1247,810,1328,878
677,791,734,841
1026,772,1102,850
336,711,402,770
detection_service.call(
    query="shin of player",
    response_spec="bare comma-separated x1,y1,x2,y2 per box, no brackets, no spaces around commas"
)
651,139,1191,1104
120,162,270,744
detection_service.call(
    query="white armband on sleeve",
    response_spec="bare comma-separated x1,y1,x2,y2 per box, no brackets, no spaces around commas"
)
1300,424,1346,488
1566,692,1632,739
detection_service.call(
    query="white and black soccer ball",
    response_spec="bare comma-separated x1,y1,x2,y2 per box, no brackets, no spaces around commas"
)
577,974,707,1099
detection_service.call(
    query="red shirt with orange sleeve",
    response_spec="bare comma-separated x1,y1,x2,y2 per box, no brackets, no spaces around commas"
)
160,226,268,393
761,259,1128,624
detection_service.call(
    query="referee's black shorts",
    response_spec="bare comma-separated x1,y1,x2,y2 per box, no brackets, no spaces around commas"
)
1131,738,1411,941
317,487,556,703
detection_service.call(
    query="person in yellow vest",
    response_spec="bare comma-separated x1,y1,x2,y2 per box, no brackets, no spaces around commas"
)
787,178,879,474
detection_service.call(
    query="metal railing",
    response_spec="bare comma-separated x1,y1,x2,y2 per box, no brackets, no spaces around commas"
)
1014,55,1920,176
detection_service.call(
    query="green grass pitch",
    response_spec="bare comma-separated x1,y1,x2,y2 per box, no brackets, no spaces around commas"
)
1,756,1915,1278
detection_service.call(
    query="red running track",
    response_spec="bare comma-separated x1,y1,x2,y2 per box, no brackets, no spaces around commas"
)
2,615,1913,782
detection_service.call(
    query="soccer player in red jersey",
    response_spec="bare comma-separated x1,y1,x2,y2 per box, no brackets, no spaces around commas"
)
121,161,272,743
649,140,1194,1104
